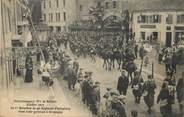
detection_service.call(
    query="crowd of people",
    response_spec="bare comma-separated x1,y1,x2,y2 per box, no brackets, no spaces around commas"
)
24,30,184,117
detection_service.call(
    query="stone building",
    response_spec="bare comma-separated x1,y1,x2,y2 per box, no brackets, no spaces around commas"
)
132,0,184,47
0,0,26,93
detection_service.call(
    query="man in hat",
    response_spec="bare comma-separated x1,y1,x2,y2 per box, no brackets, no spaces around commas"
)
176,72,184,114
77,68,84,80
110,93,127,117
81,75,88,104
73,58,79,74
132,71,144,103
117,70,129,95
143,75,156,114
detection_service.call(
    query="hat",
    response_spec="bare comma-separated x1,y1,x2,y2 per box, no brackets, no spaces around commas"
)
103,93,109,99
85,71,89,74
84,75,88,78
88,71,93,74
95,81,100,85
120,70,126,73
106,87,112,91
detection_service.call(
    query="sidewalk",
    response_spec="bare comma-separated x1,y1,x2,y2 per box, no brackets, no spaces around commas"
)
0,68,92,117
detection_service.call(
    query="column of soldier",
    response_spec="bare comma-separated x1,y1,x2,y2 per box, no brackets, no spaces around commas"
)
47,32,184,117
45,33,103,116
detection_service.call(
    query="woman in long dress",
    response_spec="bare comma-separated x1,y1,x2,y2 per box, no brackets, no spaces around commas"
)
25,55,33,83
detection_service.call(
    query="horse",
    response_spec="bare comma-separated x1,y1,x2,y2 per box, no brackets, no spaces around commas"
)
122,60,137,84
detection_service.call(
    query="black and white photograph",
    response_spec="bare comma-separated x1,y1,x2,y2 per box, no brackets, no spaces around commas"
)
0,0,184,117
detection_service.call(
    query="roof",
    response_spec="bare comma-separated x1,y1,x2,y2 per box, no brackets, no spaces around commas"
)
124,0,184,12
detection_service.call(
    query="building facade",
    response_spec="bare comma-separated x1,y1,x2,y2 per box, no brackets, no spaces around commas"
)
0,0,26,92
132,1,184,47
41,0,78,32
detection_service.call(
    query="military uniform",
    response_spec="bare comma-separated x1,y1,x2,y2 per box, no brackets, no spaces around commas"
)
132,72,144,103
117,71,129,95
143,75,156,114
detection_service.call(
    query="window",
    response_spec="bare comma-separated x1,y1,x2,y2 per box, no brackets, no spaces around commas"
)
56,26,61,32
141,32,146,40
80,5,82,11
166,15,173,24
43,14,46,21
51,13,53,21
63,0,65,7
149,16,154,23
106,2,109,9
49,26,53,32
43,2,46,9
56,0,59,7
49,13,53,22
97,2,101,7
49,1,51,8
177,14,184,24
153,15,161,23
56,13,60,21
138,15,161,23
63,12,66,21
113,1,117,9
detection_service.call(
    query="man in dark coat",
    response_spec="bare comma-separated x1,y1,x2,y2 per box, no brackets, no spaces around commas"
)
139,45,145,60
157,82,170,117
82,74,89,105
132,71,144,103
117,70,129,95
143,75,156,114
171,52,177,73
176,72,184,114
111,94,127,117
134,44,138,59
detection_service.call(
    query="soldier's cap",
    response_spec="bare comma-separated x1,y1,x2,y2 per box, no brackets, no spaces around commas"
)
65,55,70,58
106,87,112,91
148,75,152,79
95,81,100,85
88,71,93,74
84,75,88,78
103,93,109,99
93,85,98,88
79,68,83,70
85,71,89,74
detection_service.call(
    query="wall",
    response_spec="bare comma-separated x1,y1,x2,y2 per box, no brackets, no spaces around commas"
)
132,10,184,46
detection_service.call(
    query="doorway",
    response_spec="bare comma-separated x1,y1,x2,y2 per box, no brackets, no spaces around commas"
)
166,32,172,47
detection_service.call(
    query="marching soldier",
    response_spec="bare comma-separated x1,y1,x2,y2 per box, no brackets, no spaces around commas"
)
117,70,129,95
131,71,144,103
142,75,156,114
82,74,89,105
